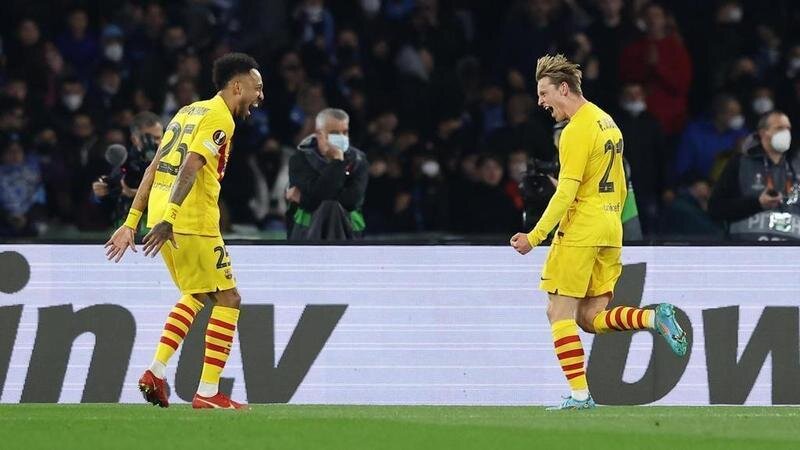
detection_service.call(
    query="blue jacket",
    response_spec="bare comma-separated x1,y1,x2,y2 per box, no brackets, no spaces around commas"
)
674,118,749,180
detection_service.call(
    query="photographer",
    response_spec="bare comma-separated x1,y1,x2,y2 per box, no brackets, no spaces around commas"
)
92,111,163,230
709,111,800,240
286,108,368,240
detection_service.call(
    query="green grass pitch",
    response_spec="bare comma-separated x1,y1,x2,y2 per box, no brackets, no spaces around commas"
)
1,405,798,449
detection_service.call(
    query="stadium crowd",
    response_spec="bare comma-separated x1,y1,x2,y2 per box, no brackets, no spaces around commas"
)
1,0,800,240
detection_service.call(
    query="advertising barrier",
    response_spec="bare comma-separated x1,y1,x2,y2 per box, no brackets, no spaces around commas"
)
0,245,798,405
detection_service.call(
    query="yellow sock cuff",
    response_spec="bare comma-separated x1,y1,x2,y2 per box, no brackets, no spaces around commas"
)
592,311,610,334
210,305,240,324
551,319,578,338
179,295,204,313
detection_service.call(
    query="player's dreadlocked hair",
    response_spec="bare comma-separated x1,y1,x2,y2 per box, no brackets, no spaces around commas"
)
212,53,260,91
535,54,583,96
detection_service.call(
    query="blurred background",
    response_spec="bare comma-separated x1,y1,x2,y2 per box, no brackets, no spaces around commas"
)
1,0,800,243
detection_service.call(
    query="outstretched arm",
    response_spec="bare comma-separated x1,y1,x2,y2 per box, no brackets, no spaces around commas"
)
104,146,164,262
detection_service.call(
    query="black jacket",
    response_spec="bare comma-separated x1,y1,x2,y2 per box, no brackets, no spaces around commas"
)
709,144,800,222
287,135,369,220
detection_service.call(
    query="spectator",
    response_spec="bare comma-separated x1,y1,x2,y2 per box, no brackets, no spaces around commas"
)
587,0,634,109
613,82,666,232
660,176,723,240
674,93,750,182
495,0,564,86
709,111,800,241
486,92,554,159
619,2,692,137
362,152,411,233
287,108,369,239
748,86,776,126
462,153,519,233
705,0,751,92
51,77,94,135
99,25,127,66
56,8,99,81
504,148,528,214
0,98,26,136
409,149,449,231
6,19,52,108
92,63,126,116
0,135,46,236
232,137,292,230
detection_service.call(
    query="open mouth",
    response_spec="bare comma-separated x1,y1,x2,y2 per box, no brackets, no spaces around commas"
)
246,102,259,116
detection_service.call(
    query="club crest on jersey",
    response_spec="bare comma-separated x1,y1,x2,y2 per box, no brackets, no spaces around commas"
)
212,130,226,146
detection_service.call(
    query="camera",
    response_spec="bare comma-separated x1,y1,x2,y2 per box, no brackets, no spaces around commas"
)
520,158,560,229
97,135,157,224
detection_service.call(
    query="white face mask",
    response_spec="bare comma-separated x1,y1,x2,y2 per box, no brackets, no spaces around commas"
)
421,160,440,178
771,129,792,153
304,5,324,21
724,7,743,23
621,100,646,116
791,57,800,72
752,97,774,115
62,94,83,111
361,0,381,16
728,114,745,130
327,133,350,152
104,43,123,62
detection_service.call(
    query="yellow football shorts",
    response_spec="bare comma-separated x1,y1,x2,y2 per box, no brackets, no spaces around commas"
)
160,233,236,295
539,244,622,299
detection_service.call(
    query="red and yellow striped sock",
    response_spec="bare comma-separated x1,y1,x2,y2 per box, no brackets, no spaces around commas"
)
153,295,205,366
592,306,654,334
551,319,588,393
198,306,240,393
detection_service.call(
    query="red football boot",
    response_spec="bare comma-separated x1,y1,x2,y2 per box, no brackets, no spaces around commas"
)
192,392,248,410
138,370,170,408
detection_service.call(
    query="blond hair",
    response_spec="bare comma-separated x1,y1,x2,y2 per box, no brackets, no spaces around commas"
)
535,54,583,95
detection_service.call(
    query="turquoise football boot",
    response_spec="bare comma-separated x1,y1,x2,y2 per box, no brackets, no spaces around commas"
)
546,394,597,411
654,303,688,356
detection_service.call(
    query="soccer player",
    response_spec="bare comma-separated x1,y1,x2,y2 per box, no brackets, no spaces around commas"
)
510,54,688,410
103,53,263,409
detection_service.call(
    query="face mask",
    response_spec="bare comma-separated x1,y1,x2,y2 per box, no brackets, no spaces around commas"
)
304,5,324,21
510,162,527,182
101,82,119,95
62,94,83,111
790,57,800,72
771,129,791,153
728,114,745,130
361,0,381,16
104,43,123,62
421,160,440,177
752,97,774,115
328,133,350,152
621,100,646,116
724,7,743,23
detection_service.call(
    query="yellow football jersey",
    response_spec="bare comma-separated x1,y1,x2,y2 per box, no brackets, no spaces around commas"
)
147,95,235,236
554,102,625,247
